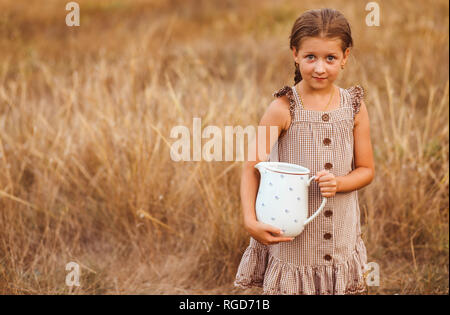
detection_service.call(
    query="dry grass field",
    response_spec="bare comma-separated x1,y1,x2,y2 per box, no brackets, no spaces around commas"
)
0,0,448,294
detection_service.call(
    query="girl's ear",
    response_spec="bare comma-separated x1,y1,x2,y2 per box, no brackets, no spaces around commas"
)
342,47,350,63
292,46,299,61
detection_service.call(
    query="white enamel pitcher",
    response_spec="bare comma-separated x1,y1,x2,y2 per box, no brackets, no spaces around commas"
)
254,162,327,238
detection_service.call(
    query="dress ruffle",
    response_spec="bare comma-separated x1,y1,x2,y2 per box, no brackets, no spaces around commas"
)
234,237,369,295
347,85,365,116
234,238,269,288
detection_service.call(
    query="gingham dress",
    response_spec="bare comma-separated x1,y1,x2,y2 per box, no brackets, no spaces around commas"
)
234,84,369,295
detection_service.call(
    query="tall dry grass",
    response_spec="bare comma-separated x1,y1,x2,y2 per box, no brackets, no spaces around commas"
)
0,0,448,294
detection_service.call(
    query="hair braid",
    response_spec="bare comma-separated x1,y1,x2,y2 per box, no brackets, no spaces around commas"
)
294,62,302,85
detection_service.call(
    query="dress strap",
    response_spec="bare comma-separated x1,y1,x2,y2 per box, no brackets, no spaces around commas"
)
347,85,365,117
290,84,304,110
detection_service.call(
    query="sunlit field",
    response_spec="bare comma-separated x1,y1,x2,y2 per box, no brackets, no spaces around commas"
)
0,0,448,294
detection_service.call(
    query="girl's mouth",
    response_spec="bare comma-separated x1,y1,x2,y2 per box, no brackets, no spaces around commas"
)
313,77,327,81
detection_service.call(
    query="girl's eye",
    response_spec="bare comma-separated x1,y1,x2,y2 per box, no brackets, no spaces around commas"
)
306,55,335,61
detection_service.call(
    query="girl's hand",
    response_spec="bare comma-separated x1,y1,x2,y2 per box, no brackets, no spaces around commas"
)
315,170,338,198
244,219,294,245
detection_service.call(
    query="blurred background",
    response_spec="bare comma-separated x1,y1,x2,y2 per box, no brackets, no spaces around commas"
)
0,0,448,294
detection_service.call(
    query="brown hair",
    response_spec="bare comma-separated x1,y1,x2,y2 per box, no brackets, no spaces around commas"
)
290,8,353,85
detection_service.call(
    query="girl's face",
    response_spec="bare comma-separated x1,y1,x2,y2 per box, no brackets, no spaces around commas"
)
293,36,349,89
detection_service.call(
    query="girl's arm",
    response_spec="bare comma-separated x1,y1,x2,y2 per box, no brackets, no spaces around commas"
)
336,99,375,192
241,96,295,244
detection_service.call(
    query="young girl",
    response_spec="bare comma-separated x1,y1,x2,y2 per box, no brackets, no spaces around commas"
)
234,8,375,295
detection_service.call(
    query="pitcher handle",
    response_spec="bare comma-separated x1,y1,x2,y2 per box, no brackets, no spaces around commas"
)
305,176,327,225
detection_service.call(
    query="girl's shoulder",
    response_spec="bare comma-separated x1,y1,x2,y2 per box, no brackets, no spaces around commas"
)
272,85,296,120
258,86,293,132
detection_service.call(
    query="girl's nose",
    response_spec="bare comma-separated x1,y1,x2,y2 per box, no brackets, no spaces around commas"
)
314,60,325,73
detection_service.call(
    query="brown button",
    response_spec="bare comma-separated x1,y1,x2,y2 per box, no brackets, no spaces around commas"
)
324,163,333,170
324,254,332,261
322,113,329,121
324,210,333,217
324,233,332,240
323,138,331,145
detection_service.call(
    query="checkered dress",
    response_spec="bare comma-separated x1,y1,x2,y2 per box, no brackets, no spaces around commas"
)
234,84,369,295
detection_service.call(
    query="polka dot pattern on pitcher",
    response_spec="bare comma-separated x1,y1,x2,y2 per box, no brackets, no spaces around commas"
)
256,173,309,235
